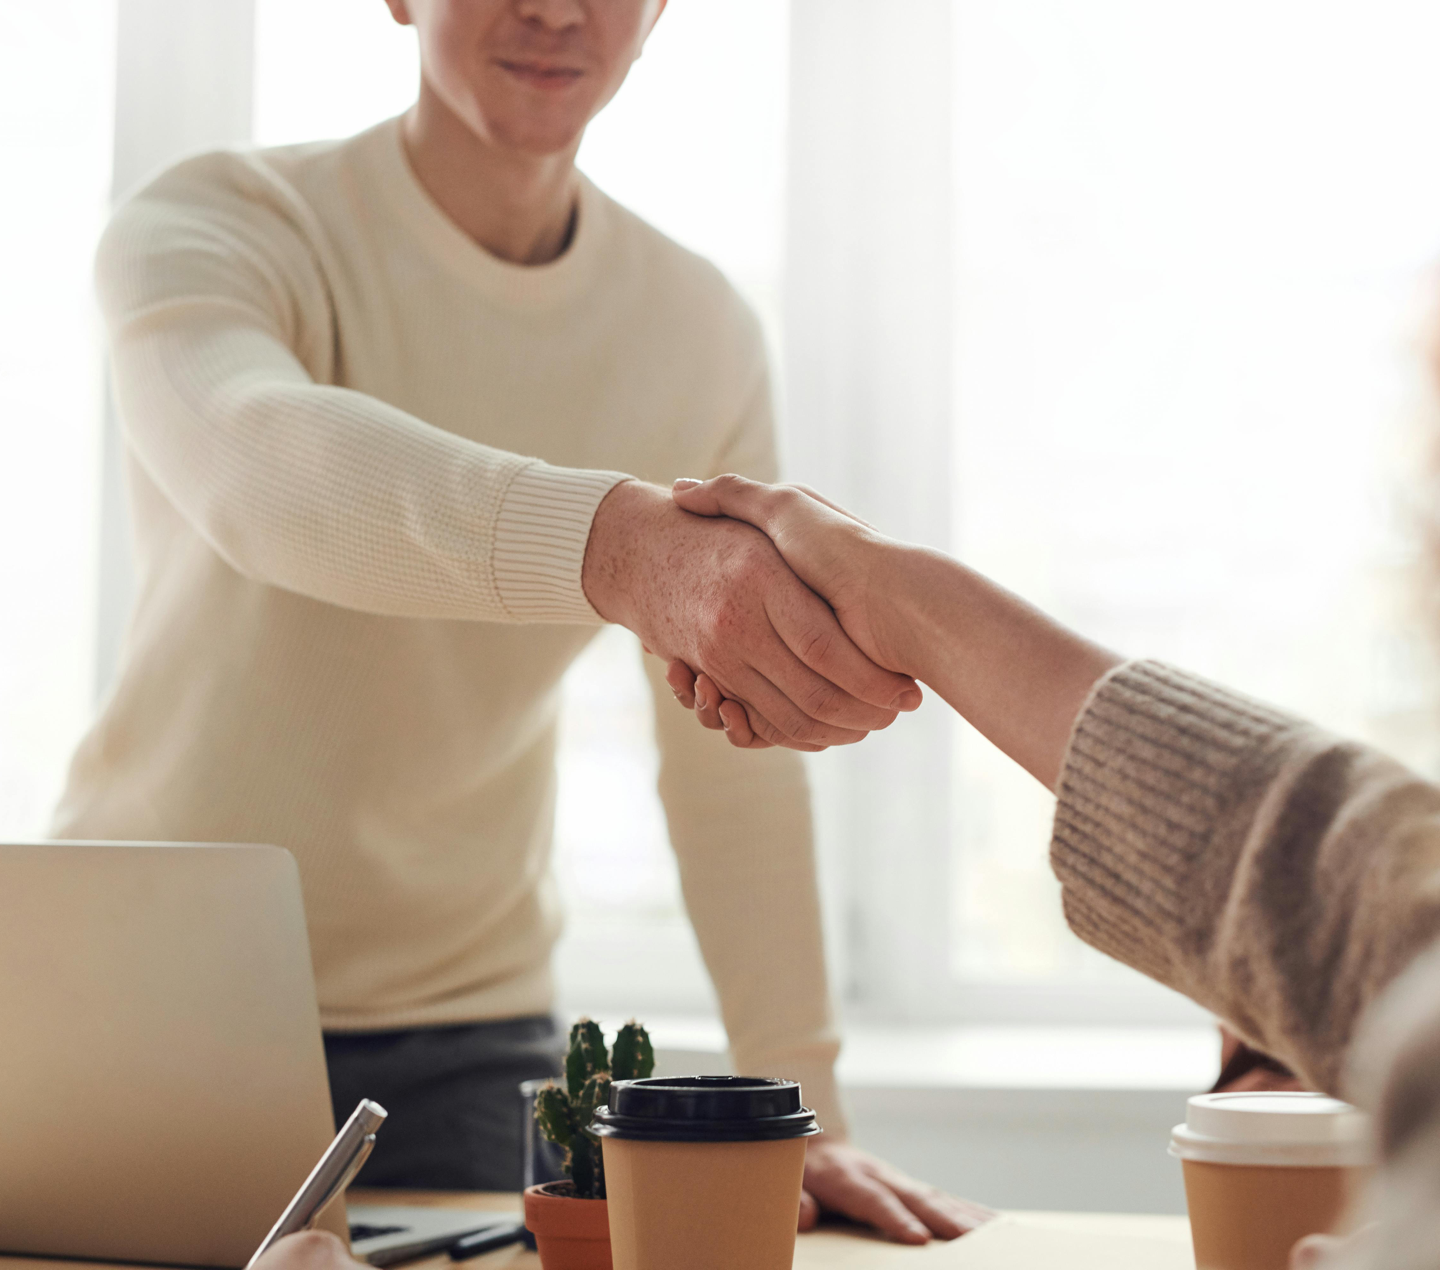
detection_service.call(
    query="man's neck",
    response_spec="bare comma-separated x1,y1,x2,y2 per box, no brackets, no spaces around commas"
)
401,86,580,267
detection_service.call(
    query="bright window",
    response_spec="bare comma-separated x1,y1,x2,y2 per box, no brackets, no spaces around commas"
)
87,0,1440,1033
947,0,1440,987
0,2,113,837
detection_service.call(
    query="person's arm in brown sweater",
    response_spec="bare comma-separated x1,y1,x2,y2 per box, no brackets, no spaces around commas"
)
1050,659,1440,1094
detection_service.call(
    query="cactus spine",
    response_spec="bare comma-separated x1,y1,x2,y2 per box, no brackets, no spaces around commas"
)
534,1018,653,1199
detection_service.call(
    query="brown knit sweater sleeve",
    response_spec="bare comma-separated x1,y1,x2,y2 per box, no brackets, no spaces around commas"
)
1051,660,1440,1095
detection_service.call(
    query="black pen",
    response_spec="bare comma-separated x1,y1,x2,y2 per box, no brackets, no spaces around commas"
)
447,1222,527,1260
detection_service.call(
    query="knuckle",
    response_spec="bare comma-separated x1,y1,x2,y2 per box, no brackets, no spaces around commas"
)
751,713,787,747
729,539,772,578
785,713,829,746
694,625,730,668
793,623,838,671
799,678,842,721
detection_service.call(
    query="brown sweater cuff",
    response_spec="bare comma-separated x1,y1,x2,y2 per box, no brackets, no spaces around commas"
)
1050,660,1300,990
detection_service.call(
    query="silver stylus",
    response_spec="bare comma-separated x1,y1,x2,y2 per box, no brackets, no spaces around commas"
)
246,1099,388,1270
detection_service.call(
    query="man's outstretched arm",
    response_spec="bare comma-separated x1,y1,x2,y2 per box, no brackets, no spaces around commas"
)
102,160,917,752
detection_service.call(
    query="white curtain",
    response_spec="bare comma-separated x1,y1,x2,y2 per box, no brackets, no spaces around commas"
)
98,0,256,696
784,0,958,1017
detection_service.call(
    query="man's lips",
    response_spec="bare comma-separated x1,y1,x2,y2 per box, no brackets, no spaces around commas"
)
495,59,585,90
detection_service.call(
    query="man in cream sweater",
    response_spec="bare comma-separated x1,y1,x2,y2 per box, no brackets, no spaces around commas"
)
53,0,981,1244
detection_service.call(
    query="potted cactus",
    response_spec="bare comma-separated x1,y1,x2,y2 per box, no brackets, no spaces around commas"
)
523,1019,654,1270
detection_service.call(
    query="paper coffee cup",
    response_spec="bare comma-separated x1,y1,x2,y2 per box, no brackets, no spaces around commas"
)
1170,1092,1371,1270
593,1076,818,1270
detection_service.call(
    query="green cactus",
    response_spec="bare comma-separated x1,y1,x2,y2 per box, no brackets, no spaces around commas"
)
536,1018,653,1199
566,1018,609,1098
611,1021,655,1081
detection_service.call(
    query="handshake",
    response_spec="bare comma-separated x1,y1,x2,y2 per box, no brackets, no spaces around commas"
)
582,474,920,752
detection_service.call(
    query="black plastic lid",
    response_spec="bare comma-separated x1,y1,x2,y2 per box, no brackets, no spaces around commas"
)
590,1076,820,1143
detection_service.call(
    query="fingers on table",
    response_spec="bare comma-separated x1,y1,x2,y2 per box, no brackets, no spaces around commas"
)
797,1189,821,1233
884,1172,996,1239
822,1169,935,1245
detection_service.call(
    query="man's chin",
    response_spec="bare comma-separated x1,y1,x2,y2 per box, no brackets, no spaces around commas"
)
477,98,595,158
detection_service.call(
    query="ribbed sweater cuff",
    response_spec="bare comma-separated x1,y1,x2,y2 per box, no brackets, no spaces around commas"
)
1051,660,1300,987
491,462,632,623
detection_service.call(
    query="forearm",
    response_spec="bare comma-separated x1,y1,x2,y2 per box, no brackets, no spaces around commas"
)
116,315,627,622
879,544,1121,789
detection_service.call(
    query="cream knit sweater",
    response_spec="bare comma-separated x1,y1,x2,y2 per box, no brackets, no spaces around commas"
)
54,118,843,1131
1053,661,1440,1265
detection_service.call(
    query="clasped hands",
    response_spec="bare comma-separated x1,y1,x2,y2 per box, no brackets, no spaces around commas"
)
582,476,910,752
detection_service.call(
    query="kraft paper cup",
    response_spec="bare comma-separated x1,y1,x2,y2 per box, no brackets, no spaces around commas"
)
592,1076,818,1270
1170,1092,1372,1270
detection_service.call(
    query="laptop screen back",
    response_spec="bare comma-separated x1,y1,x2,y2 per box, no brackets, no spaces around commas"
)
0,841,342,1268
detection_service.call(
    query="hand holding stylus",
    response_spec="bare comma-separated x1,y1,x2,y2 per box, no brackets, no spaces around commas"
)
246,1101,387,1270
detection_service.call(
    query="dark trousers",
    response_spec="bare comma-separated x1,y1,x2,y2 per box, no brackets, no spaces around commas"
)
324,1016,563,1191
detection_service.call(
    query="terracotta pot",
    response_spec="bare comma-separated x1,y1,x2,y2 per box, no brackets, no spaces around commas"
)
523,1182,613,1270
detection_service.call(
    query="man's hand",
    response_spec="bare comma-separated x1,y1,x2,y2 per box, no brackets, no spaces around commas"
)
802,1137,996,1244
253,1232,361,1270
583,480,920,750
663,475,918,746
670,475,905,670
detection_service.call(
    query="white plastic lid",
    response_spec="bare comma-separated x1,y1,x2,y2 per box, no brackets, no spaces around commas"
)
1169,1092,1372,1168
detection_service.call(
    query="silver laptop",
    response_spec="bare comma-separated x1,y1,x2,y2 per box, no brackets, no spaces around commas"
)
0,842,513,1268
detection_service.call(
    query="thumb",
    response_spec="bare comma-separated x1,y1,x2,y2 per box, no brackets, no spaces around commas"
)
670,475,725,517
671,473,774,528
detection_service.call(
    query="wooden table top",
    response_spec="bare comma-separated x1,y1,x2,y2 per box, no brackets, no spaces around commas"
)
0,1190,1195,1269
